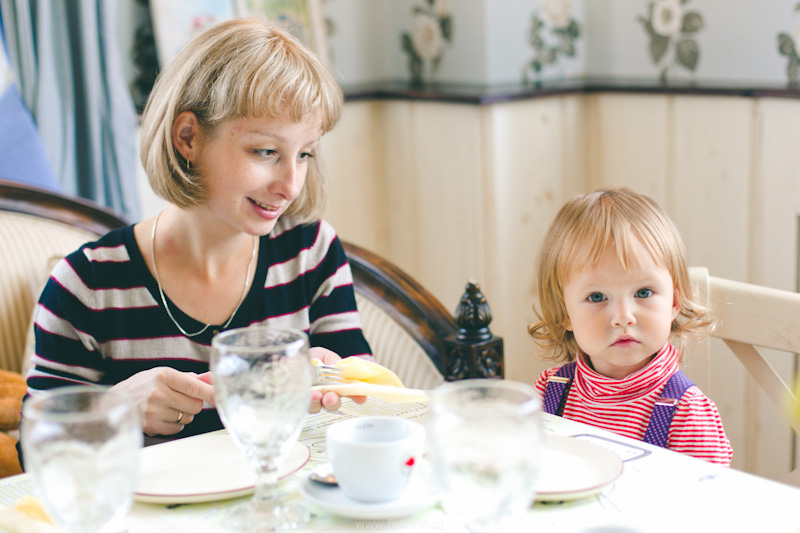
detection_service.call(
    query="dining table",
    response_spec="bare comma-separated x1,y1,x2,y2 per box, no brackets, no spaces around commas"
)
0,395,798,533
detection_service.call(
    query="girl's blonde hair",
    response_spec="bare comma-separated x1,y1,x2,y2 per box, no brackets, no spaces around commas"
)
139,17,343,223
528,186,713,362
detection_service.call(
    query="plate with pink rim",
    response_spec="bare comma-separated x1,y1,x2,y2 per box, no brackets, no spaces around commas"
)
134,432,309,504
535,434,624,501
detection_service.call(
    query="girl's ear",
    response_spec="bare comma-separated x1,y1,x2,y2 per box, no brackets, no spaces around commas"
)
671,286,681,321
172,111,200,162
562,315,573,332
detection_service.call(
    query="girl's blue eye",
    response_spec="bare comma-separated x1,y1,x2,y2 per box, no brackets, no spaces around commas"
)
254,149,276,158
299,152,314,161
635,288,653,298
587,293,605,303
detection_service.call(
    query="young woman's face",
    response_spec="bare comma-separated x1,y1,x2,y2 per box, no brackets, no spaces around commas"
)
561,241,680,380
193,113,322,235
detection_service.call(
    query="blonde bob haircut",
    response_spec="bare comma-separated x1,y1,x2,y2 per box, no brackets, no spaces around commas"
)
139,17,343,223
528,186,713,362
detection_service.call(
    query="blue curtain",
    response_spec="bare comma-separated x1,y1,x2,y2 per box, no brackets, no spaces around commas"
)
0,0,140,220
0,6,59,191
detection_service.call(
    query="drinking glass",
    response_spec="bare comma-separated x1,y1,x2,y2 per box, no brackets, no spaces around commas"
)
427,379,542,532
21,387,142,533
211,326,313,532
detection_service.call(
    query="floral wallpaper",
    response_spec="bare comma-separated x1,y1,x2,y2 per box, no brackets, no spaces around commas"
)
400,0,453,85
777,3,800,87
637,0,705,83
315,1,800,90
523,0,580,82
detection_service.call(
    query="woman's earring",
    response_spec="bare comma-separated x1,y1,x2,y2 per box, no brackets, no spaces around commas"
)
187,160,193,174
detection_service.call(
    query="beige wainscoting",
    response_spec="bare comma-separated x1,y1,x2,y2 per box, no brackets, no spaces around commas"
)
320,93,800,481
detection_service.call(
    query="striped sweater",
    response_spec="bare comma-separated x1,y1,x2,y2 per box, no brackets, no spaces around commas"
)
535,343,732,466
26,217,371,436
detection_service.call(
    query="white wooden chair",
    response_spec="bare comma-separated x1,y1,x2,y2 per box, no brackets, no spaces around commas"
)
686,266,800,486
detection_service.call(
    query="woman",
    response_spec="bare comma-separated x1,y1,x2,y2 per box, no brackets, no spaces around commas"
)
24,18,370,443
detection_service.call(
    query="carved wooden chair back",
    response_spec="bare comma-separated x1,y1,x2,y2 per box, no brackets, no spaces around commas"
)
343,241,504,389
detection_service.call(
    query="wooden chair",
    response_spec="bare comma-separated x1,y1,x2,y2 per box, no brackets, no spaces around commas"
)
686,266,800,486
344,242,504,389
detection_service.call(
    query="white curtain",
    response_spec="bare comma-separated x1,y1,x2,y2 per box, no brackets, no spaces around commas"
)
1,0,139,221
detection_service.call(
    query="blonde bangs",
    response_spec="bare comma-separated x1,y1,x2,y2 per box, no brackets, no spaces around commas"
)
193,22,341,131
243,55,341,132
556,191,676,285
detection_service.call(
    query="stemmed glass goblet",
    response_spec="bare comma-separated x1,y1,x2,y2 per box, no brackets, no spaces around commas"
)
211,325,313,532
21,387,142,533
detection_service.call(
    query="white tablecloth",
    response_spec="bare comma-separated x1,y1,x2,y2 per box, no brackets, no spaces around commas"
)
1,397,798,532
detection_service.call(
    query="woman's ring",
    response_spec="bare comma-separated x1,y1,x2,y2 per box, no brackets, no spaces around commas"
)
177,411,184,424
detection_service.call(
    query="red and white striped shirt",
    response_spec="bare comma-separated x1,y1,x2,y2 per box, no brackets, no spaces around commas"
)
535,343,733,466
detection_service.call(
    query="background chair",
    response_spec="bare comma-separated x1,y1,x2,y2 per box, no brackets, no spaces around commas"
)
0,178,128,375
0,177,126,478
686,266,800,486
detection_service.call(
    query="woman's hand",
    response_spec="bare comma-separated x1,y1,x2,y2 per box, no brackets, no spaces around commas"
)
309,346,341,366
308,347,367,413
110,368,215,436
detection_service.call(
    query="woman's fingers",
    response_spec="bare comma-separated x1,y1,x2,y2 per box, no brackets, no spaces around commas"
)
309,389,342,413
309,389,324,414
172,408,195,425
308,389,370,414
112,368,212,435
144,420,185,437
308,346,342,366
167,371,215,406
321,391,342,411
349,395,368,405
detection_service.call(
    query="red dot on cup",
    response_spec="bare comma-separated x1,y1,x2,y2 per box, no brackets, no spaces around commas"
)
405,457,415,467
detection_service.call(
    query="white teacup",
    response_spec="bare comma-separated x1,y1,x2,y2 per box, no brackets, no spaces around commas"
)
326,416,426,502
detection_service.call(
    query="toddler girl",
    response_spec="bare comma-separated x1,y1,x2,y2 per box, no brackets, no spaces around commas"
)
529,186,732,465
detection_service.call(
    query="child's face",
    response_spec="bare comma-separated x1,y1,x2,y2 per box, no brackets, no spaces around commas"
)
561,241,680,380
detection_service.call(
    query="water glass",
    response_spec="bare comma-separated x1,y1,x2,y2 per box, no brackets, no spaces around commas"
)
211,326,313,532
21,387,142,533
427,379,542,532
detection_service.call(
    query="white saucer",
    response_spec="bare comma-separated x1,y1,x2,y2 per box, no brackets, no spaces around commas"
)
535,434,624,501
135,433,309,504
300,472,441,520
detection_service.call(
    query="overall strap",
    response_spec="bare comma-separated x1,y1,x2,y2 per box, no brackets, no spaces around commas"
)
642,370,695,448
543,362,576,416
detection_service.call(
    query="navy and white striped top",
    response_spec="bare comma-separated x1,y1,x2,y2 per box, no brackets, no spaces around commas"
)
26,217,371,436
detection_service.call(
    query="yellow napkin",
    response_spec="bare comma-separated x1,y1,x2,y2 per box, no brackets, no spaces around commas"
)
311,358,428,403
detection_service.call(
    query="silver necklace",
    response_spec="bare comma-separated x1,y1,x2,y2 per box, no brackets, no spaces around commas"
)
150,212,257,338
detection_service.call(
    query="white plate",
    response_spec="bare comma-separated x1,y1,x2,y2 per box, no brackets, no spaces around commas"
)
134,433,310,504
536,434,624,501
300,470,440,520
